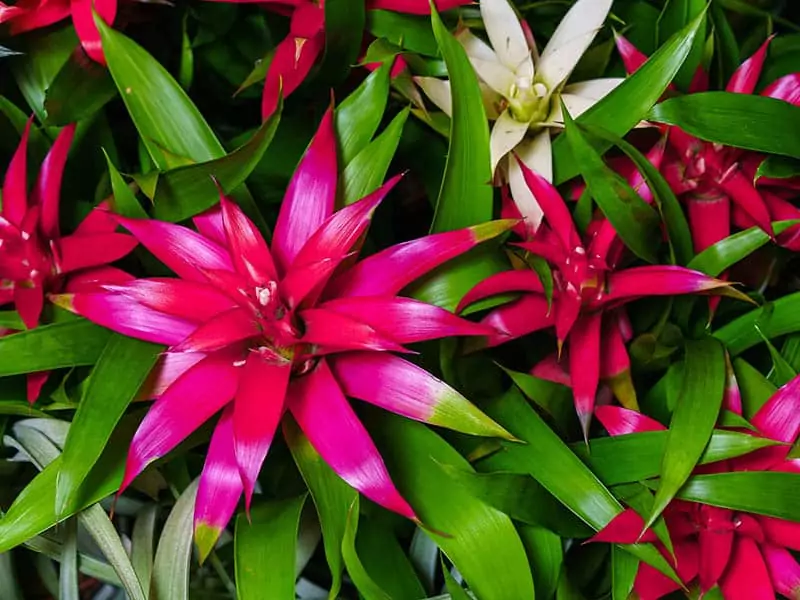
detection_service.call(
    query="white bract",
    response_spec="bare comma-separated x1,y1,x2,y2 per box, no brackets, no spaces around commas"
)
417,0,619,232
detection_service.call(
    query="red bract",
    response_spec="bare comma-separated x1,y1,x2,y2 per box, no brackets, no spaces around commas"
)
592,375,800,599
459,160,743,439
211,0,470,119
51,107,515,559
0,121,137,402
617,35,800,254
0,0,116,64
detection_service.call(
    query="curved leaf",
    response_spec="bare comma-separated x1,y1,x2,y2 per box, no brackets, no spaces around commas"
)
563,114,661,263
341,497,391,600
150,480,199,600
152,110,281,224
715,292,800,355
235,495,307,600
576,428,781,486
689,220,800,276
284,417,355,599
673,472,800,521
56,336,160,516
646,338,726,529
0,321,111,376
649,92,800,158
341,109,408,206
429,6,492,232
371,411,536,600
335,63,391,164
553,11,706,184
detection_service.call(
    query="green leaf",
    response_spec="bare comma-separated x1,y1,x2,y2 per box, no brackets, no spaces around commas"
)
649,92,800,158
44,50,117,126
80,505,146,600
335,63,391,165
0,320,111,376
611,545,638,600
437,464,591,538
646,339,725,528
756,155,800,181
671,472,800,521
104,152,148,219
563,114,661,263
341,497,391,600
656,0,707,89
573,429,781,486
131,505,157,594
518,525,563,600
553,11,705,184
581,126,693,266
11,27,76,121
715,292,800,355
151,109,281,225
354,518,426,599
498,365,576,437
341,109,408,206
284,417,355,599
318,0,366,85
479,389,676,579
150,480,199,600
410,244,510,312
482,388,621,530
688,220,800,276
733,358,776,419
367,10,438,56
96,15,222,168
0,401,48,418
429,6,492,232
0,311,23,330
0,413,138,553
370,412,536,600
235,495,307,600
55,336,160,516
442,559,472,600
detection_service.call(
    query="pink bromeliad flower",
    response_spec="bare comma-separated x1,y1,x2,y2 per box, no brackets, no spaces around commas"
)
0,121,137,401
616,35,800,254
591,374,800,599
0,0,115,63
208,0,470,119
457,160,744,438
51,107,514,558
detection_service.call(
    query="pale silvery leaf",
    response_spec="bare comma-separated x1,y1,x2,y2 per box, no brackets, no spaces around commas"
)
480,0,534,78
456,29,517,96
536,0,614,89
507,132,551,231
489,109,530,173
416,77,453,116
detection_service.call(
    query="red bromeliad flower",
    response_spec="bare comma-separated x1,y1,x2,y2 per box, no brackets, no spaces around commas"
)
0,0,115,64
616,35,800,254
209,0,470,119
0,121,137,401
51,107,515,558
458,160,744,438
591,374,800,599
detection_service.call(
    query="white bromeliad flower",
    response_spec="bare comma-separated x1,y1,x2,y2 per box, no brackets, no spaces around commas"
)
417,0,620,232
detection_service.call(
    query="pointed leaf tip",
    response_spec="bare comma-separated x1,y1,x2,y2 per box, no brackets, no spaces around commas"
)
194,522,222,565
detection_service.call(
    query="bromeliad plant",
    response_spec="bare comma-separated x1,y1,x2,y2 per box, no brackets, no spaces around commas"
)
2,1,800,599
0,121,136,401
416,0,622,231
617,34,800,253
592,374,800,600
458,161,745,437
52,107,514,558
